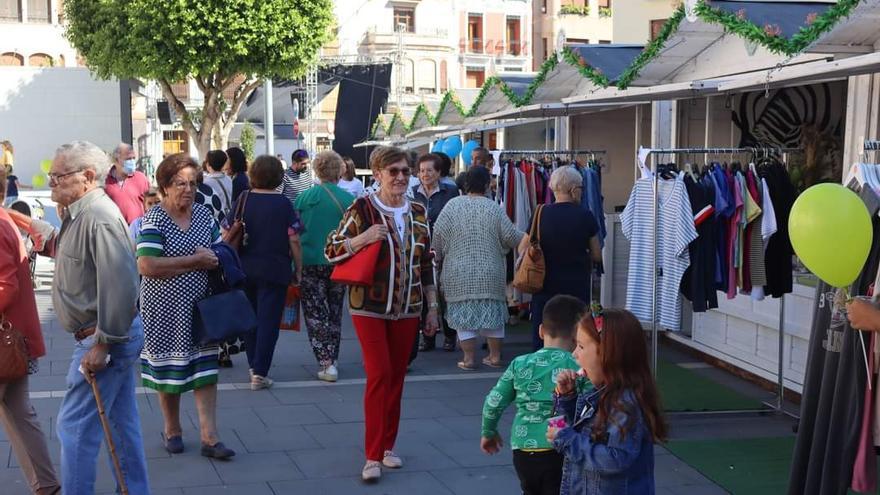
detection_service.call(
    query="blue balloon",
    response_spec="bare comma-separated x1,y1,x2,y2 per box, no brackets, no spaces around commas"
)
432,138,446,153
443,136,463,159
461,140,480,166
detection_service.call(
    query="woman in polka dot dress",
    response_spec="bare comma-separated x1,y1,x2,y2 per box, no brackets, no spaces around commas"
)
136,154,235,460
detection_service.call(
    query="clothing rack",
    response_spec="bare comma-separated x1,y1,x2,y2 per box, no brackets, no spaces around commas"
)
640,146,801,418
499,149,607,155
865,140,880,151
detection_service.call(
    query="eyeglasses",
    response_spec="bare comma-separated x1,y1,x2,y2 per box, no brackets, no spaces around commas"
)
384,167,412,177
171,181,198,190
48,170,83,183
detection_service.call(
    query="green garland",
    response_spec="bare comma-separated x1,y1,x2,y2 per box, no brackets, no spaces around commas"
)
466,77,523,117
370,115,387,139
559,5,589,16
616,5,685,89
385,113,406,136
562,46,611,88
696,0,864,56
436,91,468,120
407,103,434,131
518,54,559,106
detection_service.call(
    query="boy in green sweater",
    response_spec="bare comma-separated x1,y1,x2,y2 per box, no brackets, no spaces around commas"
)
480,295,592,495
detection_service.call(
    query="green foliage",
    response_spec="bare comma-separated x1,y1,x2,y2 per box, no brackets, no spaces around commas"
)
559,5,590,16
615,5,686,89
696,0,863,56
562,46,611,88
408,103,435,130
240,122,256,161
518,54,560,106
63,0,334,82
599,7,612,18
434,91,468,122
370,115,388,139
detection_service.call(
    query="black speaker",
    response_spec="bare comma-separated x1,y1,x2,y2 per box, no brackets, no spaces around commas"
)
157,101,173,125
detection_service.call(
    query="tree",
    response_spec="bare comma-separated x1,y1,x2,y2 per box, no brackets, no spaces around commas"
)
240,122,256,161
64,0,333,158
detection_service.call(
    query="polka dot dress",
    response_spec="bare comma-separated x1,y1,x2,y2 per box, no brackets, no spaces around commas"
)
136,203,221,393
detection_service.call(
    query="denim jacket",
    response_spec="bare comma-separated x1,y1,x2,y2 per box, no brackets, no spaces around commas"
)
553,386,655,495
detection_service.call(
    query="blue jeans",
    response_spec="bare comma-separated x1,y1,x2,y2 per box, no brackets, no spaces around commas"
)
57,317,150,495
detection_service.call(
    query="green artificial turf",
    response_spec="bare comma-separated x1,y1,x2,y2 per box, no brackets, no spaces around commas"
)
665,436,796,495
657,361,765,412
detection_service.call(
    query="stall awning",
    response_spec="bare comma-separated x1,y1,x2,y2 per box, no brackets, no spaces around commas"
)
807,0,880,54
716,51,880,93
479,102,644,122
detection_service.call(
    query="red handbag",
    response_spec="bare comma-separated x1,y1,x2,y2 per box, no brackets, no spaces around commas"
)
331,202,383,286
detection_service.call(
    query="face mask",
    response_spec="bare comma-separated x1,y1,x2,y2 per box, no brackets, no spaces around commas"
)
122,159,136,175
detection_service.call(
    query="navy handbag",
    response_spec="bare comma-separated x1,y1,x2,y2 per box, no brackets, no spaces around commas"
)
192,242,256,345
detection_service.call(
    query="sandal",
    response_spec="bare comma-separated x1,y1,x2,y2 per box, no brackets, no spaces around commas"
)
457,361,477,371
482,357,503,368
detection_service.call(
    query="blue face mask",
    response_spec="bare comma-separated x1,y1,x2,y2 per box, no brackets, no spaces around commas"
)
122,159,136,175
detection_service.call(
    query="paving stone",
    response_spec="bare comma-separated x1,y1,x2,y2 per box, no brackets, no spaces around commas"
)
430,438,514,468
213,452,303,485
269,386,344,405
144,456,223,489
287,446,366,479
269,476,364,494
380,441,459,471
364,471,455,494
316,401,365,423
399,398,460,419
304,421,365,448
233,425,320,453
182,483,274,495
430,466,521,495
254,404,332,427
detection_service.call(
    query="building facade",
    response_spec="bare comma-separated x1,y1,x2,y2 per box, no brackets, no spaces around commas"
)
532,0,676,69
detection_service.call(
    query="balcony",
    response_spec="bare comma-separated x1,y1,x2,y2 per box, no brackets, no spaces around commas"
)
469,37,483,54
361,25,451,52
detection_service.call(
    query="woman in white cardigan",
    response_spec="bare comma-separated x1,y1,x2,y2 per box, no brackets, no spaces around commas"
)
432,166,524,370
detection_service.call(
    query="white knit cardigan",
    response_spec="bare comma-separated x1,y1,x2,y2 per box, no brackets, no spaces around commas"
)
432,195,524,303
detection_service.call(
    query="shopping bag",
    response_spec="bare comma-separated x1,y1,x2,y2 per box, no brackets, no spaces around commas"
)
280,286,301,331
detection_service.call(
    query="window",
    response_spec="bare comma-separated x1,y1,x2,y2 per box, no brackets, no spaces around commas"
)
468,14,483,53
393,6,415,33
400,58,414,94
598,40,611,44
170,82,189,100
0,52,23,66
28,53,52,66
506,16,521,56
650,19,667,41
597,0,610,7
27,0,50,23
565,37,590,45
0,0,20,21
417,59,436,94
439,60,448,91
465,69,485,88
542,37,548,61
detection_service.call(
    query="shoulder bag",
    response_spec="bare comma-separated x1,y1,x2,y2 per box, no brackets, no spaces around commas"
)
513,204,546,294
0,313,28,383
221,191,248,252
330,200,383,286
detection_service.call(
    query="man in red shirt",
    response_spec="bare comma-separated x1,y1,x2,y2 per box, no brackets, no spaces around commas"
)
104,143,150,224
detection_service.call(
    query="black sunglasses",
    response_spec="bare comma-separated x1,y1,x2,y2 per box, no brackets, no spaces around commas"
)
385,167,412,177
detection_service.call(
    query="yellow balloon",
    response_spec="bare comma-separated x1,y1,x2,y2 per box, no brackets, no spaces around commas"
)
789,183,873,288
40,159,52,174
32,174,46,188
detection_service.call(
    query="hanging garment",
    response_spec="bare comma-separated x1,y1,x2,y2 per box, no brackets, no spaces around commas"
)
681,174,718,312
726,170,744,299
853,329,877,493
760,161,797,297
580,164,607,248
788,185,880,495
746,171,767,293
712,165,733,291
740,171,763,294
622,174,697,330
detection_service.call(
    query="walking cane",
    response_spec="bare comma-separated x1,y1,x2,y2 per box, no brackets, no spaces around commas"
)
84,371,130,495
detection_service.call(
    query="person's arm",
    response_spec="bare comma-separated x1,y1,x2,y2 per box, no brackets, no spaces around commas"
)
589,235,602,263
5,209,56,256
136,220,216,278
92,221,140,344
846,299,880,332
498,209,525,251
289,234,303,284
552,407,646,475
481,361,517,453
325,200,386,263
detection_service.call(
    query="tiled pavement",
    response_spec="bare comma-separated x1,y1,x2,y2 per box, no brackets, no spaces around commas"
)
0,261,793,494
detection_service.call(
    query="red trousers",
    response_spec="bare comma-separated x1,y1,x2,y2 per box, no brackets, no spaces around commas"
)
352,315,419,461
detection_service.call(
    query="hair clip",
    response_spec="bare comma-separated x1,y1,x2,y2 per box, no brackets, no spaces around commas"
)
590,302,604,334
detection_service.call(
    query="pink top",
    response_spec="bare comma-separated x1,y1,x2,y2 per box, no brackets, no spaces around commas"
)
0,208,45,359
104,167,151,224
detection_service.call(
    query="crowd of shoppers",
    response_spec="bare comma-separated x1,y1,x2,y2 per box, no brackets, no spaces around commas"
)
0,138,636,491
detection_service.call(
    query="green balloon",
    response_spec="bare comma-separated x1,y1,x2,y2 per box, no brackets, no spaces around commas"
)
32,174,47,188
789,183,873,288
40,159,52,174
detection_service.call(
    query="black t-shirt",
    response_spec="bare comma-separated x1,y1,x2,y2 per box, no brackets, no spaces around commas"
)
536,202,599,299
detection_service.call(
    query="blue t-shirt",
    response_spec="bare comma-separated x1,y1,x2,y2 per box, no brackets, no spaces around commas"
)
224,192,300,286
7,175,18,197
231,173,249,203
537,202,599,300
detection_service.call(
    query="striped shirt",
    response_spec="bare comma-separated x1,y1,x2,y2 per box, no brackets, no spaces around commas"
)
278,169,314,205
621,175,697,330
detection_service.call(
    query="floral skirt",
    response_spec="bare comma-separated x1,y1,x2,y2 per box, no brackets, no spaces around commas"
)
446,299,508,331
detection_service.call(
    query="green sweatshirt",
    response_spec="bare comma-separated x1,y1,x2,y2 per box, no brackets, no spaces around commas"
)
481,347,591,450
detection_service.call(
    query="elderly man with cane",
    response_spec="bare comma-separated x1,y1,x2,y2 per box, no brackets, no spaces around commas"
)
11,141,150,494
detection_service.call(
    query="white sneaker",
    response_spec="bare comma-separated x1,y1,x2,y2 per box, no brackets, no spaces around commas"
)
317,364,338,382
362,460,382,482
382,450,403,469
250,374,273,390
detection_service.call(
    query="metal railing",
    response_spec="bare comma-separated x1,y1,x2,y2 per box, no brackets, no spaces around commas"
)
469,37,483,53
